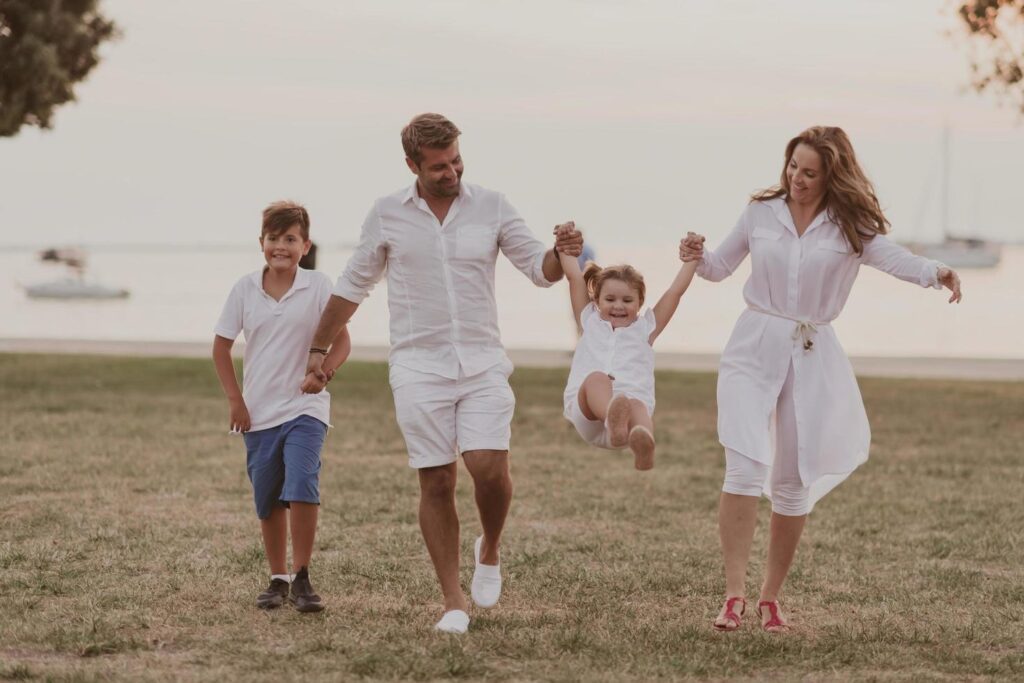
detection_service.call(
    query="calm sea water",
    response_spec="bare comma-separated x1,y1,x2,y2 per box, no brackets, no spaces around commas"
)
2,244,1020,359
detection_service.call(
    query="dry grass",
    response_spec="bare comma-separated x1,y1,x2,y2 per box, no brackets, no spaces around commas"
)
1,353,1023,681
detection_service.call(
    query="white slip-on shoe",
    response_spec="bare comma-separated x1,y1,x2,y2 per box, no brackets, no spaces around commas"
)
471,535,502,608
605,394,631,448
435,609,470,634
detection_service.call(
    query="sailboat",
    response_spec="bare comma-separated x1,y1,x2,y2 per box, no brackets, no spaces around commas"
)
908,127,1001,269
24,248,130,300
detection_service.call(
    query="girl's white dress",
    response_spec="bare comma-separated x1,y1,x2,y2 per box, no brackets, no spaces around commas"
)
699,197,945,509
563,302,657,448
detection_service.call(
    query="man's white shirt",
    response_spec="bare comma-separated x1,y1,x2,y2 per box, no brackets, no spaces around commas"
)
334,181,554,379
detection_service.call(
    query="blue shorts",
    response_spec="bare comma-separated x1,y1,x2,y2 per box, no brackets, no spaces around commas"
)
242,414,327,520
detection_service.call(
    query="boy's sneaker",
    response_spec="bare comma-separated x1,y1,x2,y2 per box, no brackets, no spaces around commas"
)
256,578,290,609
290,566,324,613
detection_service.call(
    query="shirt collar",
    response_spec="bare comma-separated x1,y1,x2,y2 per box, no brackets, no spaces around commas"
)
401,180,473,205
250,266,311,293
772,195,829,236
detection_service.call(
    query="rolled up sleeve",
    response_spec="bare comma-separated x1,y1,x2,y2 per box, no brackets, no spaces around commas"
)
334,204,388,303
497,194,553,288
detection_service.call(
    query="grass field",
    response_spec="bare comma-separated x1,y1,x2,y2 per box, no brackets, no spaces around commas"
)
1,353,1023,682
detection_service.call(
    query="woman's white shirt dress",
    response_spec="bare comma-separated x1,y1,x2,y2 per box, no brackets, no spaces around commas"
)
698,197,944,509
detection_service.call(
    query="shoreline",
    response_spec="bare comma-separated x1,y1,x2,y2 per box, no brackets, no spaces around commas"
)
1,338,1022,381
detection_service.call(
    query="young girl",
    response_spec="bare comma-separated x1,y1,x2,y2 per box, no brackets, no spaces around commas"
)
557,225,698,470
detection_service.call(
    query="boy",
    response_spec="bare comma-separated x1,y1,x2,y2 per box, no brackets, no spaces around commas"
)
212,200,350,612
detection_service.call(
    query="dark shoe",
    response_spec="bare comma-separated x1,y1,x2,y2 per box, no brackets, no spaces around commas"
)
290,566,324,613
256,578,290,609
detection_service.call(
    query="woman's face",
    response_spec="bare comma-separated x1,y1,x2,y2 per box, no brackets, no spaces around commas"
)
786,143,826,207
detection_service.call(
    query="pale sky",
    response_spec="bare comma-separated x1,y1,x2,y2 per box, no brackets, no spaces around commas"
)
2,0,1022,248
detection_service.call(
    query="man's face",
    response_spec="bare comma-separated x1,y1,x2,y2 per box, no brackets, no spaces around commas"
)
407,140,463,199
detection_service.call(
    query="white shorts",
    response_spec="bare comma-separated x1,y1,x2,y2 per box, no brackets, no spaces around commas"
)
390,360,516,469
564,399,614,450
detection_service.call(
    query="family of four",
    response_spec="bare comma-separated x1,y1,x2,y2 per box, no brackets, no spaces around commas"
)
213,113,963,634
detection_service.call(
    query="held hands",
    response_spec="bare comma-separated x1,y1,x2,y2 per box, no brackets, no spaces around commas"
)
679,232,705,262
228,397,251,433
301,368,335,394
937,267,963,303
553,221,584,257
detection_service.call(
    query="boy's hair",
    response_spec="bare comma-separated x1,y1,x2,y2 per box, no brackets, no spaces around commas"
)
582,262,646,306
401,113,461,165
262,201,310,240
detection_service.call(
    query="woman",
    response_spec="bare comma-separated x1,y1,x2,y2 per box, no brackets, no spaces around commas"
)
679,126,962,633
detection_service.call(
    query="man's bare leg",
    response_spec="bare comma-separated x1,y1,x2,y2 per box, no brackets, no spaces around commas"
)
418,463,468,613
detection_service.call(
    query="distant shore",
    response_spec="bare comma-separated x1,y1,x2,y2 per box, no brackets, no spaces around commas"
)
2,337,1022,381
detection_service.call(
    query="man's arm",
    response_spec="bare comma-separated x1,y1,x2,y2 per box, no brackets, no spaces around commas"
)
306,295,360,380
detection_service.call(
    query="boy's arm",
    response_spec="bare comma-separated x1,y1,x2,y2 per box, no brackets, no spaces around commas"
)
649,260,698,344
558,242,590,333
212,335,251,432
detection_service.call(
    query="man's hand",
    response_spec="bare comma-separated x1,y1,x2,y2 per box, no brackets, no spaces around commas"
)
937,266,963,303
305,352,327,383
679,232,705,262
553,221,583,257
228,397,251,433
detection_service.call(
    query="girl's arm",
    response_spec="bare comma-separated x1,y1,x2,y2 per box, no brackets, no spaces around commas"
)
649,260,698,344
558,246,590,333
212,335,251,432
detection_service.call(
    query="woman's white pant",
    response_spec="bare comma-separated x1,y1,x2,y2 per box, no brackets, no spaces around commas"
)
721,361,810,516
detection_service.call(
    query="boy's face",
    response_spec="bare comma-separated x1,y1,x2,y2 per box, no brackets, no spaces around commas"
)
260,223,310,273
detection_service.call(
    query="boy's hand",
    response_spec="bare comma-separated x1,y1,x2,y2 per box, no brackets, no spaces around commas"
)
553,221,583,257
229,398,251,433
301,371,327,394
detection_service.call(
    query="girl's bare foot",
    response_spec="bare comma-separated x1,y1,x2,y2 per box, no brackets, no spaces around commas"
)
628,425,655,470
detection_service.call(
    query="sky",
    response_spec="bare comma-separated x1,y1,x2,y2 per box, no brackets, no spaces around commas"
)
2,0,1023,249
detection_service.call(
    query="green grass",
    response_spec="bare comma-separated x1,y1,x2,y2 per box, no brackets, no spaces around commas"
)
1,353,1022,681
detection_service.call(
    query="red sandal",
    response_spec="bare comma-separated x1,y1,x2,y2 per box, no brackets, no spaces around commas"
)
712,596,746,631
756,600,790,633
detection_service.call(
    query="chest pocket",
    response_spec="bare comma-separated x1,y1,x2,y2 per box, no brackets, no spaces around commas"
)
454,224,497,260
751,226,783,241
816,236,850,254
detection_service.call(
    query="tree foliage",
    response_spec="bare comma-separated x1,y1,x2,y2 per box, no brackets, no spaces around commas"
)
0,0,118,137
957,0,1024,114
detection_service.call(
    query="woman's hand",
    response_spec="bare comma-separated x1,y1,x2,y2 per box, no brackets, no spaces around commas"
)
679,232,705,262
937,266,963,303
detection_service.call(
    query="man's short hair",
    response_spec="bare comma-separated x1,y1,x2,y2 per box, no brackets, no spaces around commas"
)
401,113,461,165
261,200,310,240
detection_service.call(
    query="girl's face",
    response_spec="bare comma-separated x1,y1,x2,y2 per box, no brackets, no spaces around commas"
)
596,278,641,328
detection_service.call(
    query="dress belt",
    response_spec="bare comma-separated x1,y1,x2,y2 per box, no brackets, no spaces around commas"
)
747,306,830,351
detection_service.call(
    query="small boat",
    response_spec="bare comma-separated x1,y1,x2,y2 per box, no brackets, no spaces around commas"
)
913,237,1001,269
24,247,130,299
25,277,129,300
904,126,1002,269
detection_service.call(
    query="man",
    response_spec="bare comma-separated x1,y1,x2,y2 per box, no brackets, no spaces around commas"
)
305,113,582,633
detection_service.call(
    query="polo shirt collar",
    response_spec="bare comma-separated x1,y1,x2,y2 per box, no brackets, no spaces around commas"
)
251,266,311,298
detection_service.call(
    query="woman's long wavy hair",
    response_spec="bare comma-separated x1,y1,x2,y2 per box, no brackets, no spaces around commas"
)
751,126,889,255
582,262,646,305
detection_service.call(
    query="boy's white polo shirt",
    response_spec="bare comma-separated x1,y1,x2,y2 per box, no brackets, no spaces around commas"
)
215,267,333,432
